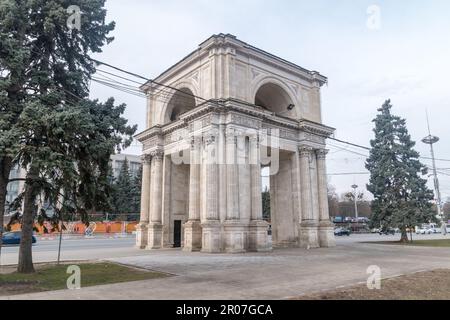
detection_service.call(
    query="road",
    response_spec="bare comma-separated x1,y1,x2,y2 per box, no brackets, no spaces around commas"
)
4,232,450,300
0,235,140,266
1,232,447,266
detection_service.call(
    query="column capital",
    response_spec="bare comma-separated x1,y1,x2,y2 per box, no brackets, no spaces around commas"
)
141,154,152,164
249,134,259,144
190,135,202,150
298,146,314,157
316,149,329,160
150,149,164,161
204,135,216,146
225,130,237,145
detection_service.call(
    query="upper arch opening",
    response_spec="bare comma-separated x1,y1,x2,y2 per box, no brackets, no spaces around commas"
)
164,88,196,124
254,82,296,118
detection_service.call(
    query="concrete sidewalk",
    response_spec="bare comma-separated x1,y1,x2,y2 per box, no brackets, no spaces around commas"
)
3,241,450,300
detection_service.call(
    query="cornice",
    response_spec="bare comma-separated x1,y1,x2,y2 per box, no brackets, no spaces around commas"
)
134,125,162,142
140,33,328,92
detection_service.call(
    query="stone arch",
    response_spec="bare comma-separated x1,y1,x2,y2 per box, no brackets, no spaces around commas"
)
159,81,199,124
251,76,299,118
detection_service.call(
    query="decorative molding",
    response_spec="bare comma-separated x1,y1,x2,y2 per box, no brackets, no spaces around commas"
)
150,149,164,161
316,149,329,160
141,154,152,164
225,129,237,145
229,113,261,129
204,135,216,146
299,146,314,158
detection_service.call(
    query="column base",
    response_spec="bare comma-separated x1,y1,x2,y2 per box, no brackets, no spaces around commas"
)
183,220,202,252
248,220,272,252
146,223,163,250
299,221,319,249
223,221,247,253
135,222,148,249
319,220,336,247
201,221,221,253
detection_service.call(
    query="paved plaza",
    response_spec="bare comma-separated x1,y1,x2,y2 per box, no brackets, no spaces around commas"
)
3,234,450,300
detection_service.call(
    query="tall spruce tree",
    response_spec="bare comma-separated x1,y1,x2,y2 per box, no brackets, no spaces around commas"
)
130,163,142,216
366,100,435,242
0,0,137,273
111,158,133,217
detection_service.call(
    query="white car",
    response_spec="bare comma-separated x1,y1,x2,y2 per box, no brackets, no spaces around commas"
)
416,227,434,235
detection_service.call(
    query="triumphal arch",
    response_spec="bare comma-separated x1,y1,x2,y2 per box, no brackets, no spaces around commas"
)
135,34,335,253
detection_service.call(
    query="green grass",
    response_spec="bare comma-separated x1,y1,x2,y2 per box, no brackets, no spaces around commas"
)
365,239,450,247
0,262,168,296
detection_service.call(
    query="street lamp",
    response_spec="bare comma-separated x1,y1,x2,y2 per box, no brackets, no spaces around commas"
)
351,184,359,220
422,133,445,235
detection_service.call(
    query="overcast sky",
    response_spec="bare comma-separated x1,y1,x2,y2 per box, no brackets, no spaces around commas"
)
89,0,450,199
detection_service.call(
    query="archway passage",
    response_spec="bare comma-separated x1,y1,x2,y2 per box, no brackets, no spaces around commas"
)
164,88,196,124
254,82,296,118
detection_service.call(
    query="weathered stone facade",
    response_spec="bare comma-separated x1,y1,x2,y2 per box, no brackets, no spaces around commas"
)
135,34,335,252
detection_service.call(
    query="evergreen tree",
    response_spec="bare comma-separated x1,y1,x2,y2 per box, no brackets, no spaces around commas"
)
366,100,435,242
111,158,133,217
130,163,142,217
0,0,136,273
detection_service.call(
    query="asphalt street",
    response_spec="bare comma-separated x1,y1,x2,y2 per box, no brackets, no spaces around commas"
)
1,232,447,266
0,235,139,266
4,232,450,300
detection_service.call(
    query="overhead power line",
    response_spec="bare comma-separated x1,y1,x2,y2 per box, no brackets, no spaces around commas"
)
41,54,450,166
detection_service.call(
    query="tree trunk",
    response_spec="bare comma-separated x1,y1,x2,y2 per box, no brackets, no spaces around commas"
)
0,157,13,264
17,167,38,273
400,226,409,243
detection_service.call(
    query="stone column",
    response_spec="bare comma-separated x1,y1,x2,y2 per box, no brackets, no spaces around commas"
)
248,134,271,252
298,146,319,248
184,136,202,251
223,129,246,253
201,133,221,253
147,149,164,249
226,131,239,220
136,154,151,249
316,149,336,247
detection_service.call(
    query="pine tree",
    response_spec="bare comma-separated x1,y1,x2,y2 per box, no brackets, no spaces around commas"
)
112,158,133,217
366,100,435,242
130,164,142,218
0,1,136,273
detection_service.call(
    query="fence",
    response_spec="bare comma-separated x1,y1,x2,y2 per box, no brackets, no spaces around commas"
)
8,221,138,235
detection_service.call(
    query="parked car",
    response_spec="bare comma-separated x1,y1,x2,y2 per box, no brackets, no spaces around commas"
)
416,227,432,234
356,217,370,223
334,227,351,236
1,231,36,245
333,216,343,223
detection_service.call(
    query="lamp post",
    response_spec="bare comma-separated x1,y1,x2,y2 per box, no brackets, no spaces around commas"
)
422,134,445,235
422,111,445,235
351,184,359,220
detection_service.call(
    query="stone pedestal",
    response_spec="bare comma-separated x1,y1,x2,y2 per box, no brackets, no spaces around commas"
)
146,223,163,250
318,221,336,247
248,220,272,252
223,221,247,253
183,220,202,251
201,221,221,253
135,223,148,249
299,221,319,248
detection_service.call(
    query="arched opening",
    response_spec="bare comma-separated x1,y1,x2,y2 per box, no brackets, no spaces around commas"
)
164,88,196,124
254,82,295,117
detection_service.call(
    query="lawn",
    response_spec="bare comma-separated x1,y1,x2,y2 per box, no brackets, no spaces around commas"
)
364,239,450,247
0,262,168,296
295,269,450,300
